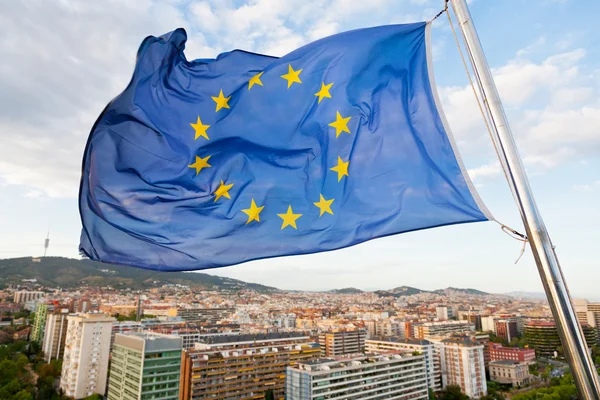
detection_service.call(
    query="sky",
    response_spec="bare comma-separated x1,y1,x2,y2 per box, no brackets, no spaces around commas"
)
0,0,599,298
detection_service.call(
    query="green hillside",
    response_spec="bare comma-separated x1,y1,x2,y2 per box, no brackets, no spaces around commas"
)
0,257,277,292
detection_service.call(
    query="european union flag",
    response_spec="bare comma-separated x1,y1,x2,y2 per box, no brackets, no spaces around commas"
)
79,22,491,271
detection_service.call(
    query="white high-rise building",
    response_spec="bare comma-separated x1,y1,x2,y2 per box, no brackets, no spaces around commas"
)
366,337,442,391
435,337,487,398
42,309,70,362
59,313,116,399
286,352,429,400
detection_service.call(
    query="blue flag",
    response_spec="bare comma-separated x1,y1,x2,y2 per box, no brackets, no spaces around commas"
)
79,22,491,271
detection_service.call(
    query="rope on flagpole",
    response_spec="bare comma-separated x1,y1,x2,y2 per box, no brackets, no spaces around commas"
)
500,223,529,264
440,3,530,263
428,1,449,23
445,6,511,185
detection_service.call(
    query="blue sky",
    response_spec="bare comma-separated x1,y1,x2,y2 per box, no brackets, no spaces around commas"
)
1,0,599,298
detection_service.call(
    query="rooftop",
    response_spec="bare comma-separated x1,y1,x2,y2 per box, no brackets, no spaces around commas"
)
292,352,421,372
199,331,309,345
490,360,523,366
368,336,432,346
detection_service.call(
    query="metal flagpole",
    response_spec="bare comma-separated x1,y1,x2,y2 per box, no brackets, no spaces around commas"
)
449,1,600,398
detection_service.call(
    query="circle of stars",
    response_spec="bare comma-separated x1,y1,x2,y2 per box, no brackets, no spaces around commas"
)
188,63,354,229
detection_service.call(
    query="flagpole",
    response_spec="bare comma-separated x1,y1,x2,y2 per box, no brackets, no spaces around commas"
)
449,1,600,399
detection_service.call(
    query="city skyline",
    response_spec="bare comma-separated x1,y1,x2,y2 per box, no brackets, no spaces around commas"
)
1,0,599,298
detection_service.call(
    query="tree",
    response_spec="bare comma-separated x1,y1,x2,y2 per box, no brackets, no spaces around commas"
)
429,388,437,400
0,379,24,399
437,385,469,400
12,390,33,400
264,389,275,400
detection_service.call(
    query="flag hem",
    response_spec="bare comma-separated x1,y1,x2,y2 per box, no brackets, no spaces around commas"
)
425,23,494,221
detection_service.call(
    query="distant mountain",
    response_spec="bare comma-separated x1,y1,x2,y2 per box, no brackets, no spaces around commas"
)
373,286,493,297
374,286,428,297
328,288,363,294
506,291,547,299
434,287,489,296
0,257,277,292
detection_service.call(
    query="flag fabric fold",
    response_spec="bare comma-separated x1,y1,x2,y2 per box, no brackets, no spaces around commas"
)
79,22,492,271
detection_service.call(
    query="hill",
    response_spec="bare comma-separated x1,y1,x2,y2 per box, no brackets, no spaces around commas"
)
0,257,277,292
434,287,489,296
374,286,428,297
328,288,363,294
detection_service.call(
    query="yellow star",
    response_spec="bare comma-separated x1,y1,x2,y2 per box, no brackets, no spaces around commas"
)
314,82,333,104
241,199,264,224
188,155,211,175
190,116,210,140
211,89,231,112
280,64,302,88
328,111,352,138
277,205,302,230
214,180,234,202
314,194,334,217
330,156,349,182
248,72,264,90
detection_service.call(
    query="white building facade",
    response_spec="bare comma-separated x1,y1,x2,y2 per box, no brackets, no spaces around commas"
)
59,313,116,399
286,353,429,400
366,337,442,391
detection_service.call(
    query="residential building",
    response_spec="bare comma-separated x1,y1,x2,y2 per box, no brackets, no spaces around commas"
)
31,303,51,343
59,313,116,399
107,332,182,400
457,312,483,331
176,307,234,323
466,333,490,369
13,291,44,304
286,352,429,400
489,343,535,363
366,336,442,390
524,321,562,358
495,320,518,342
179,332,319,400
582,324,598,347
437,337,487,398
489,360,531,387
574,299,600,344
173,331,240,350
412,321,474,340
42,308,70,362
319,328,366,357
436,306,454,321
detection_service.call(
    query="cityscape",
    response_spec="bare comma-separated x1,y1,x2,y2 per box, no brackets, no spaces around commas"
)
0,257,597,400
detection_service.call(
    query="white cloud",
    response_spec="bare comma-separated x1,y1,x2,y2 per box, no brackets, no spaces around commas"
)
440,48,600,173
468,162,503,182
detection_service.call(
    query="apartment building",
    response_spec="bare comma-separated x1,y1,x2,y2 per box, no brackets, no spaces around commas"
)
59,313,116,399
31,303,51,343
13,291,44,304
179,332,319,400
412,321,474,340
574,299,600,344
286,352,429,400
436,337,487,398
366,337,441,391
176,307,234,323
318,328,366,357
495,320,518,342
42,308,70,362
107,332,182,400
